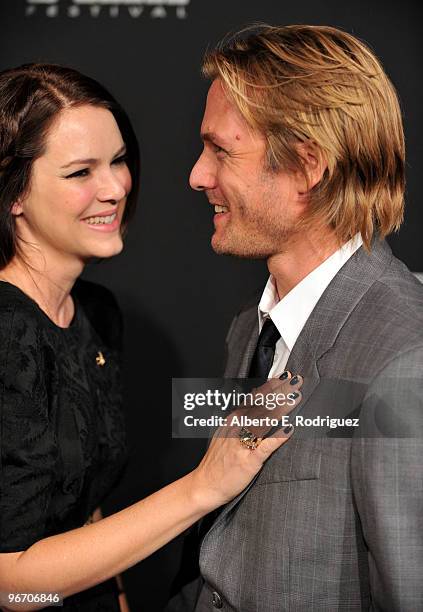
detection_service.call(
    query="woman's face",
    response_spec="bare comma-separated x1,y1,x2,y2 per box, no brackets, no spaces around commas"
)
14,104,132,267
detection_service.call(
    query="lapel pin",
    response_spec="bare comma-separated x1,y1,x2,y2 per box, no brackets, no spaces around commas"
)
96,351,106,367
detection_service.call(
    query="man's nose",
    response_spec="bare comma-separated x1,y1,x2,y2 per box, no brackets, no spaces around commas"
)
189,151,216,191
97,170,127,203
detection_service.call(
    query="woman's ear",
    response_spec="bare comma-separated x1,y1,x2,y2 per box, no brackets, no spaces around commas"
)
296,141,327,193
11,199,23,216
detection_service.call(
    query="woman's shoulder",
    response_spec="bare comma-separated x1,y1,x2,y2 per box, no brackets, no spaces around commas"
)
0,283,47,394
0,281,43,339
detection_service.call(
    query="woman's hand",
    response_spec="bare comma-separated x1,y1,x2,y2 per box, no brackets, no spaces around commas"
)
190,372,302,511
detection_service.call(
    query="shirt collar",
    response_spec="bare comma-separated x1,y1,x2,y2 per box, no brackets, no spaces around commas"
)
258,233,363,351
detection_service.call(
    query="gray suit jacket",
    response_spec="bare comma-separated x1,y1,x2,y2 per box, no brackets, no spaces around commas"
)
169,239,423,611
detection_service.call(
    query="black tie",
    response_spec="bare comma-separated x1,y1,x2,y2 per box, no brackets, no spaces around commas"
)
249,318,281,379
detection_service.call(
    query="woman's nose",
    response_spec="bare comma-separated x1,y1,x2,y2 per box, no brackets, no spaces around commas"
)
97,170,127,203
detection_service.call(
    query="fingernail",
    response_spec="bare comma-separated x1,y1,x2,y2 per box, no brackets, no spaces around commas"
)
290,375,299,385
290,391,300,399
283,424,294,434
279,371,289,380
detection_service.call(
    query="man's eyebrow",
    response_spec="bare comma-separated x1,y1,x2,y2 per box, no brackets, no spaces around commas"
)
60,145,127,169
201,131,229,147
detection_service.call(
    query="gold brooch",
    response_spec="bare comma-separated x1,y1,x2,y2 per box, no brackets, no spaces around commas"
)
96,351,106,367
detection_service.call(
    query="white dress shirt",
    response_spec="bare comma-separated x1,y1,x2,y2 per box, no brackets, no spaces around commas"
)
258,234,363,377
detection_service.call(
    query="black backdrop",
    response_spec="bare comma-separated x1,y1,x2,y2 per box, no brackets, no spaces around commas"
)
1,1,422,609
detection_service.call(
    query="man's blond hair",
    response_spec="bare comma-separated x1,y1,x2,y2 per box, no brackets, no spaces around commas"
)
203,24,405,248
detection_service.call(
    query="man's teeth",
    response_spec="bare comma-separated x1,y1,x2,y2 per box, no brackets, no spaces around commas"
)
84,213,117,225
214,205,229,213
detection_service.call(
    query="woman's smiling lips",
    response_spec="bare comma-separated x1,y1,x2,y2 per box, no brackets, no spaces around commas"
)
81,209,121,232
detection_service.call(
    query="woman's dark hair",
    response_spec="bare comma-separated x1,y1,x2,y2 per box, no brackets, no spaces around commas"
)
0,63,140,269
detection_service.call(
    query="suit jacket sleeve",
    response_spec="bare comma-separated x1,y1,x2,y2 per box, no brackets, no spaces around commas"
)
351,345,423,610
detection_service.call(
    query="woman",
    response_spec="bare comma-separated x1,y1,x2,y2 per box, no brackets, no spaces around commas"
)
0,64,300,611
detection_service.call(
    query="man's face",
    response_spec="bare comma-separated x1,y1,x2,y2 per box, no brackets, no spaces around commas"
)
189,79,306,258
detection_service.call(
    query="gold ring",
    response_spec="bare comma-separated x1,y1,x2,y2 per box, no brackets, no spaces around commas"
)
239,426,260,450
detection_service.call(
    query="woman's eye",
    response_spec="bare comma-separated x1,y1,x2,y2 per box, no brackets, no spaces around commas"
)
64,155,127,179
112,154,128,166
65,168,90,179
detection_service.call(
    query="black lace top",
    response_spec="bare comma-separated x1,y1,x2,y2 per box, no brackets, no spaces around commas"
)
0,279,128,610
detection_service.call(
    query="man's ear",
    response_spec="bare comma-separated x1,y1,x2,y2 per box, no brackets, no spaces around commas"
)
11,199,23,216
295,141,327,193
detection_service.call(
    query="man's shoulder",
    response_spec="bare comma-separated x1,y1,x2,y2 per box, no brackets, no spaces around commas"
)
332,252,423,376
377,252,423,303
361,254,423,339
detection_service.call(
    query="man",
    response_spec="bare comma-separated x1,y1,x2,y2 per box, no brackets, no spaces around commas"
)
170,25,423,610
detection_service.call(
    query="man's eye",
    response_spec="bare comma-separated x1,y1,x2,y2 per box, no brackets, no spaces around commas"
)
214,145,227,156
65,168,90,179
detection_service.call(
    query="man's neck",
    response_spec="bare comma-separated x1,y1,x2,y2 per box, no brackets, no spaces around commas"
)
267,227,342,300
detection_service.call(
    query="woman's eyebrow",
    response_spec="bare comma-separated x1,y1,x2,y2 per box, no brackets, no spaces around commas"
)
60,145,127,169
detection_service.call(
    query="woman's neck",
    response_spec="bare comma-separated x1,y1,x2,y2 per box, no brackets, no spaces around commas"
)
0,255,83,328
